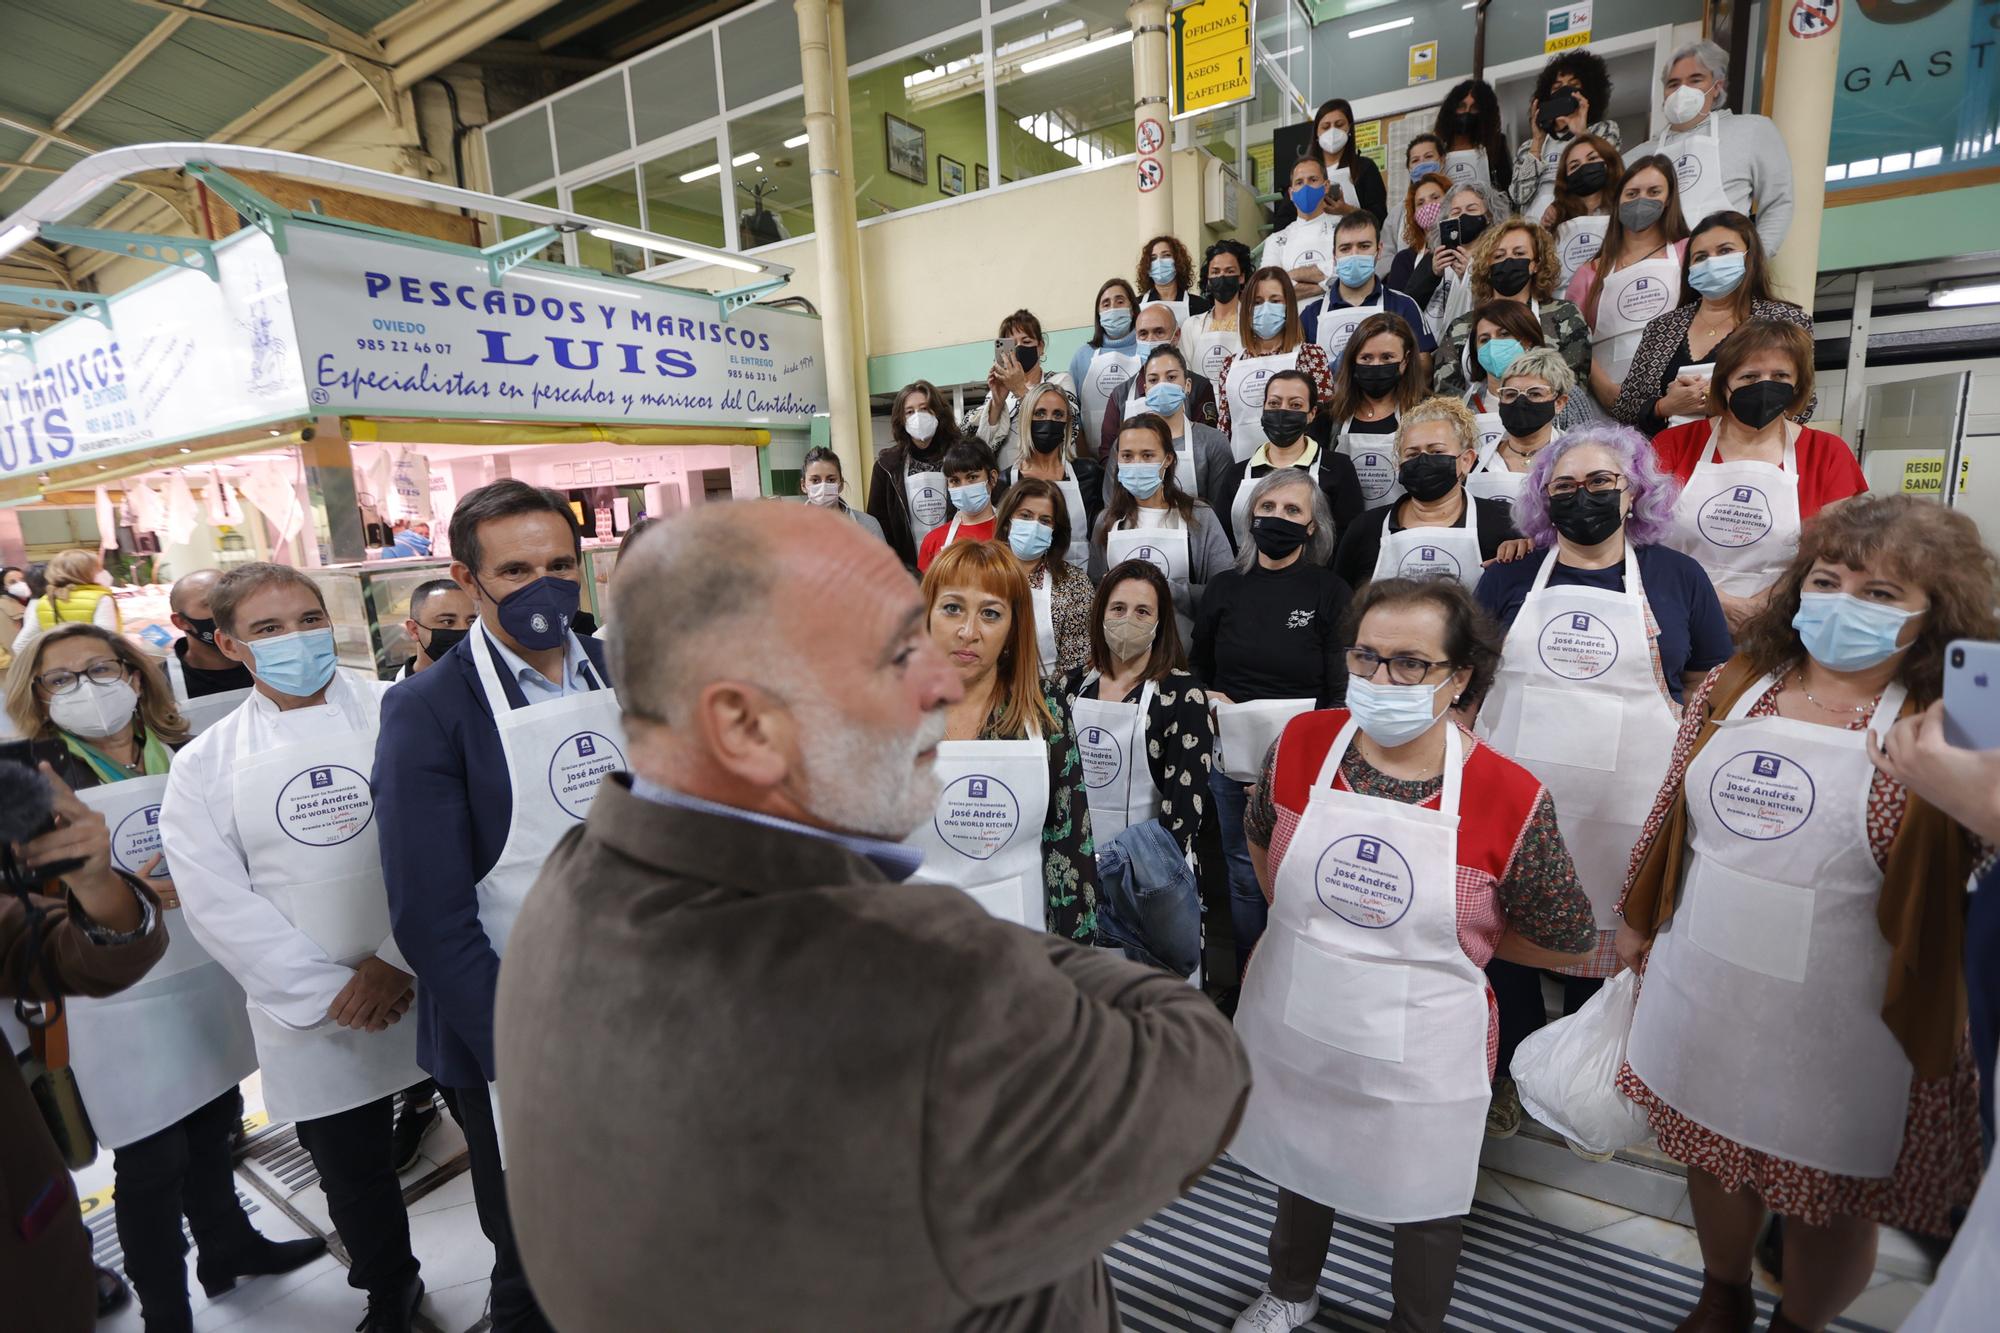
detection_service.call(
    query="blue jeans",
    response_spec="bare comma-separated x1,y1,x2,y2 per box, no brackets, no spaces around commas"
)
1210,766,1265,978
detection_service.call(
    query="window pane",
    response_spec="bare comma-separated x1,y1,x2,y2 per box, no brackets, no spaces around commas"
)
846,0,979,65
497,187,564,263
994,0,1134,186
850,30,987,218
720,2,803,110
571,170,646,276
727,98,814,246
640,141,730,252
553,73,632,175
487,108,553,195
631,33,719,145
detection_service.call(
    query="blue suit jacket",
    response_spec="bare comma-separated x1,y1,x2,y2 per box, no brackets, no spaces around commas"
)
374,632,611,1088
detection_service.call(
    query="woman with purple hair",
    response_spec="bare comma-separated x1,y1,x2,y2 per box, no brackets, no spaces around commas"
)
1471,423,1733,1145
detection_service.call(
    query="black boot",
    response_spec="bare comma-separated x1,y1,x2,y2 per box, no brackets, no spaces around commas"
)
196,1234,329,1298
356,1269,425,1333
141,1302,195,1333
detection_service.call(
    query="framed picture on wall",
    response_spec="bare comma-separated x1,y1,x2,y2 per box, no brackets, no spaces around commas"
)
939,155,966,196
885,113,927,183
974,163,990,192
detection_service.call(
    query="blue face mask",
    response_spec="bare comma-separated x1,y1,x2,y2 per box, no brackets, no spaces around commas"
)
1290,181,1328,214
1336,254,1377,289
248,627,339,698
1251,300,1288,340
478,574,582,652
1144,382,1188,417
1409,161,1443,183
949,481,991,515
1792,591,1922,672
1007,518,1054,560
1477,337,1526,379
1118,462,1165,500
1148,256,1177,287
1689,252,1747,299
1345,675,1450,748
1100,307,1134,340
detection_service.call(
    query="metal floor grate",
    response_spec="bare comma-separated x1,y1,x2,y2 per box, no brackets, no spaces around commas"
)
1108,1159,1891,1332
87,1189,264,1280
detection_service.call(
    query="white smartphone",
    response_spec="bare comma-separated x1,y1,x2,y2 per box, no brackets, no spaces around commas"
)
1943,639,2000,750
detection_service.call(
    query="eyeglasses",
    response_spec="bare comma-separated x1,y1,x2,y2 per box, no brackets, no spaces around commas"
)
1495,387,1556,405
36,659,129,697
1345,647,1454,686
1546,471,1628,499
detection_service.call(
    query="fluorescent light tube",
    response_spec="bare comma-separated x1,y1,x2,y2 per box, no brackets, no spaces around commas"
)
783,133,809,148
1021,29,1132,74
732,152,759,166
586,226,762,273
1350,17,1415,37
678,162,721,182
1930,282,2000,309
0,224,31,261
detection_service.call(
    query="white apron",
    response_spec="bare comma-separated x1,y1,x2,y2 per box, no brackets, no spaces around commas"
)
1589,247,1681,386
1664,116,1732,226
1627,676,1914,1177
466,618,626,1156
1214,698,1315,782
1665,436,1803,598
1185,316,1241,384
231,685,420,1123
1475,548,1680,931
1271,216,1336,282
1030,575,1057,677
1169,432,1200,500
906,727,1050,931
166,654,252,736
1225,351,1296,462
1078,349,1139,456
1337,423,1402,511
1073,679,1161,842
1464,441,1527,506
1443,148,1490,188
1229,720,1489,1222
71,775,257,1148
1372,496,1485,590
1010,464,1090,569
1555,216,1609,290
1107,518,1193,643
1313,293,1375,365
904,462,949,550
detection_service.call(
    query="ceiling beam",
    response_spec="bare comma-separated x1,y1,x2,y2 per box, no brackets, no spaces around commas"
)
607,0,741,61
119,0,403,124
536,0,650,49
258,0,377,49
0,105,100,155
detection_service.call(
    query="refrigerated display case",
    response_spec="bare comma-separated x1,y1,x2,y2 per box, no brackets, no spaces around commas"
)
304,558,455,679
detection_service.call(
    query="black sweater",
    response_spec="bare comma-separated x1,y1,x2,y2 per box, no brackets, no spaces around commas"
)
1332,493,1514,591
1192,560,1353,708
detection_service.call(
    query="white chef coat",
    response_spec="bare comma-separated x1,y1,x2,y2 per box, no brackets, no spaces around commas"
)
157,674,408,1031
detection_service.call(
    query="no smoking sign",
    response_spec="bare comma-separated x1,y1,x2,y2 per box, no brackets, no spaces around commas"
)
1137,118,1165,154
1138,156,1164,192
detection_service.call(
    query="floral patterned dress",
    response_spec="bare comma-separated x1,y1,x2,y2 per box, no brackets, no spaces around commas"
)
1615,668,1983,1236
1060,667,1214,858
981,683,1100,945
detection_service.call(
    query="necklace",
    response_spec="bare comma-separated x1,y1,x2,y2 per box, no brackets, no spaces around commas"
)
1792,669,1878,716
1697,305,1737,342
1501,436,1542,462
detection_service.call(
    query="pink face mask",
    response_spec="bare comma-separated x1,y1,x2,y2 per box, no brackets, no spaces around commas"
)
1415,200,1444,231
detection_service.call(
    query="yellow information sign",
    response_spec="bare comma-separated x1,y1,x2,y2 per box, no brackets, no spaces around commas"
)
1172,0,1254,120
1902,456,1971,495
1544,1,1592,53
1409,40,1438,86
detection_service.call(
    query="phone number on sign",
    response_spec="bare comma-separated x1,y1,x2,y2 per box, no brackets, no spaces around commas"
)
356,338,454,355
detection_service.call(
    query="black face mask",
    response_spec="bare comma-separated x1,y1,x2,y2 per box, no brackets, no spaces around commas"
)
1207,274,1242,303
1028,419,1068,454
420,625,469,660
1548,488,1626,547
1488,257,1534,297
1352,363,1403,399
1398,452,1461,502
183,614,219,646
1456,111,1483,139
1013,343,1040,374
1498,395,1558,439
1250,515,1311,559
1729,381,1793,431
1261,408,1310,447
1565,161,1609,196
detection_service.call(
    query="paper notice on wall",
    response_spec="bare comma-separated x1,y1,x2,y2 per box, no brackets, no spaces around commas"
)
1901,456,1969,495
390,447,433,522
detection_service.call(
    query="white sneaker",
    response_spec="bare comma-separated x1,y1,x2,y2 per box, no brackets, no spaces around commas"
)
1231,1288,1321,1333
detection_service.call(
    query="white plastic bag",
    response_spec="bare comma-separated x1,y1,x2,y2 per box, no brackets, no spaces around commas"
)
1510,968,1653,1156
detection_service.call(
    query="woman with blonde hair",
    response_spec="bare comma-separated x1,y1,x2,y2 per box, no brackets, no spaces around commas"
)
904,540,1100,944
5,623,320,1329
11,548,118,656
1432,218,1592,402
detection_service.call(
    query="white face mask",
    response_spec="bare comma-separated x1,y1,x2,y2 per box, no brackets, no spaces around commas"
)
1318,126,1350,156
49,676,139,740
805,480,843,507
1663,83,1709,126
905,410,939,443
5,581,27,599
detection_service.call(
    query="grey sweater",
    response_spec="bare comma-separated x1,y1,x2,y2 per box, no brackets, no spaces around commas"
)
1626,108,1795,256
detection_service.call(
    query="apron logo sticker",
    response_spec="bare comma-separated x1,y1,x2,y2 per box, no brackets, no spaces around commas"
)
935,773,1022,861
1709,748,1817,840
1079,727,1124,790
1676,153,1703,188
1351,449,1396,501
1616,277,1671,322
549,730,625,820
111,804,167,877
1400,545,1462,578
275,764,376,848
1697,484,1775,548
1315,833,1415,928
1537,610,1620,680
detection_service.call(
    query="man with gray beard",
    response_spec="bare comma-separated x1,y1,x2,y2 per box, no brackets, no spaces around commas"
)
495,501,1249,1332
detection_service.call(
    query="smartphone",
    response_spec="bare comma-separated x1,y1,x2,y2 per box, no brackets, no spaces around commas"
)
1944,639,2000,750
993,339,1016,370
1439,214,1487,250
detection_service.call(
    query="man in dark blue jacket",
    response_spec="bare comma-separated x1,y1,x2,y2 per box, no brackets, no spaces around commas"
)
375,481,620,1333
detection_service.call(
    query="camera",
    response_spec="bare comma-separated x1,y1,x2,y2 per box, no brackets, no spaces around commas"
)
1953,647,1966,669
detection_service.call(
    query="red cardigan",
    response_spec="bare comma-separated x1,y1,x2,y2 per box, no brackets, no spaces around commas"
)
1651,421,1868,519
